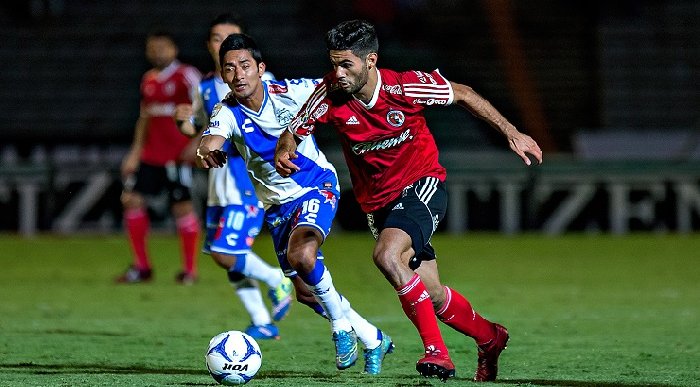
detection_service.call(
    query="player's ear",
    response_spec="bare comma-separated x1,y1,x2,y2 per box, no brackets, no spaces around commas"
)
258,61,266,77
366,53,378,69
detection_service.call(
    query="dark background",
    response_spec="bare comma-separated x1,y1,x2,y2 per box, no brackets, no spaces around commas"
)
1,0,697,153
0,0,698,234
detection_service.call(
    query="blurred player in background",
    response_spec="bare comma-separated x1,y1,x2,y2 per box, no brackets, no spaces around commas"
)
196,33,394,374
117,31,201,284
276,19,543,381
175,13,292,340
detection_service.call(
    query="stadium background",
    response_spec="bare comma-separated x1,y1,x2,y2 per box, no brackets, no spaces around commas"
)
0,0,698,235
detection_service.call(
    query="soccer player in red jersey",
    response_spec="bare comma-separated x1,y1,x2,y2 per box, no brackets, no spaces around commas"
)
275,20,542,381
117,31,202,284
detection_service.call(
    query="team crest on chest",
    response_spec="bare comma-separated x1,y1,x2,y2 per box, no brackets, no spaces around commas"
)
386,110,405,127
164,82,176,96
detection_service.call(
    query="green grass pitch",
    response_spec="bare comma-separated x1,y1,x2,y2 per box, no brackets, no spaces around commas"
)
0,232,698,386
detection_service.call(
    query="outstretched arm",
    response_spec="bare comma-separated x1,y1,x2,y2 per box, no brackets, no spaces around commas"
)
196,134,227,168
274,129,300,177
451,82,542,165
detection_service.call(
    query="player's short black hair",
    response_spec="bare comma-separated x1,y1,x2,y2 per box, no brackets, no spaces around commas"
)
209,12,246,33
218,33,263,66
146,29,177,46
326,19,378,58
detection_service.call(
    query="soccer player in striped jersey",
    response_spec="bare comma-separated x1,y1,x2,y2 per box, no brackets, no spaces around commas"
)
195,33,394,374
175,13,292,340
117,31,202,285
276,20,543,382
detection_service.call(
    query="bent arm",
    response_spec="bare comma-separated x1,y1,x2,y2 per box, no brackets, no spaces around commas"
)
451,82,542,165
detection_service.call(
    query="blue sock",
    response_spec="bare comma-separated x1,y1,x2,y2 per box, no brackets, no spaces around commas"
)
232,254,247,273
299,259,325,286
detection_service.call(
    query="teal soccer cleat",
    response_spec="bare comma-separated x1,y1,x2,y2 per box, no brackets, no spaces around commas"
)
332,329,358,370
363,331,395,375
268,276,293,321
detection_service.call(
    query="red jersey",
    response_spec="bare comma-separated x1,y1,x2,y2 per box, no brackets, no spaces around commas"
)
289,68,453,213
139,60,201,166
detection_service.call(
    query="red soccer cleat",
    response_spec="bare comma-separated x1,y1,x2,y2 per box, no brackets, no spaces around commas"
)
115,266,152,284
474,323,509,382
416,347,456,381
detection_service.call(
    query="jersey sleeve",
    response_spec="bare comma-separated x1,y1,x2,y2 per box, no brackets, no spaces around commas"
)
202,103,236,141
191,83,208,127
182,65,203,104
287,78,330,140
401,69,454,106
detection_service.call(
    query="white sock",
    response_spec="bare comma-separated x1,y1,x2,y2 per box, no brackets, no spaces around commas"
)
232,279,272,326
340,295,381,349
306,267,352,332
240,252,283,288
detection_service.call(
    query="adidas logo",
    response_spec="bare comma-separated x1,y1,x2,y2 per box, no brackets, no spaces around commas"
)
392,203,404,210
346,116,360,125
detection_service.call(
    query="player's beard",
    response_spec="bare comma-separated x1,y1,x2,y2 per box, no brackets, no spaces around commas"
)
347,64,369,95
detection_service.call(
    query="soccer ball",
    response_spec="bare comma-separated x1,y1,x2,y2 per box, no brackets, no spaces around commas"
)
206,331,262,385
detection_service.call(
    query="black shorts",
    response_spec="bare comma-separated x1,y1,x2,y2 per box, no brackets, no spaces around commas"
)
366,176,447,270
124,162,193,204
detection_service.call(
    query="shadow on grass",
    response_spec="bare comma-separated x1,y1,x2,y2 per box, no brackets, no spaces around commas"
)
1,363,335,380
502,378,678,387
0,362,203,375
6,364,676,387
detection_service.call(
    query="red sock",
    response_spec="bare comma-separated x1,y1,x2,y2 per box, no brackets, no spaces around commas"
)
397,274,448,355
176,212,200,275
124,208,150,270
436,286,495,345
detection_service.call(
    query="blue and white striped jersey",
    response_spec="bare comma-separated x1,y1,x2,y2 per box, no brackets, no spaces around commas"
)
196,72,274,207
203,79,339,208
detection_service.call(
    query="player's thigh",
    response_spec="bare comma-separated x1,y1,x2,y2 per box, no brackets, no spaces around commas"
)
206,204,263,259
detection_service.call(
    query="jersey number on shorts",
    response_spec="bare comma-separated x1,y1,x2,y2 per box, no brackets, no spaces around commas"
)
301,198,320,224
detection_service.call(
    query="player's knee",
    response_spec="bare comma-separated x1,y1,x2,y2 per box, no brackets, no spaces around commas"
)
121,191,143,209
211,252,236,269
287,229,320,271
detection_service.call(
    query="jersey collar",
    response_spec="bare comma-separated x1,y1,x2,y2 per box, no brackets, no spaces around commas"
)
353,67,381,110
156,60,180,81
239,80,269,117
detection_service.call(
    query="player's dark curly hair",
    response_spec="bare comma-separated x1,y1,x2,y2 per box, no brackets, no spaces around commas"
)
218,33,263,66
326,19,378,58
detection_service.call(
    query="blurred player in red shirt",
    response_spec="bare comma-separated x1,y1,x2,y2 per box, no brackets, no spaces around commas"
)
117,31,202,284
277,20,542,382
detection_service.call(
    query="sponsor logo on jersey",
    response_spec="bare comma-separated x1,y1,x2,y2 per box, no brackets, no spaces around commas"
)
312,103,329,119
275,107,294,127
248,226,260,237
268,83,288,94
242,118,255,133
346,116,360,125
382,84,402,95
225,232,240,246
145,102,176,117
412,98,447,106
392,202,404,210
245,204,259,218
208,120,219,128
319,189,337,209
351,128,413,155
386,110,405,127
